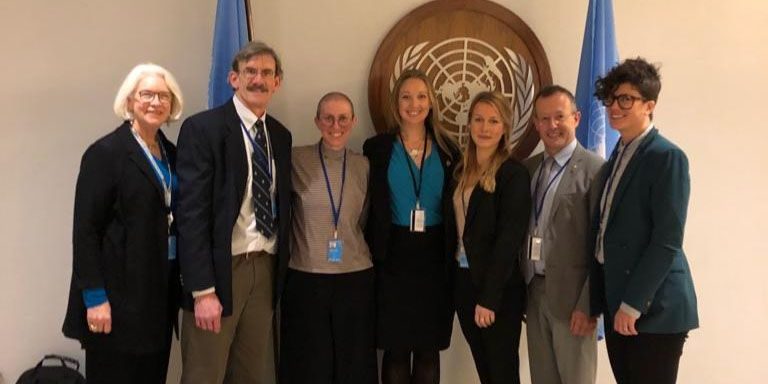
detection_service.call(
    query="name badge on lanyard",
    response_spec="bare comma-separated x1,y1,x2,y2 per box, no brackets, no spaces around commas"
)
410,201,426,233
319,142,347,263
328,230,343,263
458,246,469,268
528,236,543,261
400,133,428,233
132,128,175,260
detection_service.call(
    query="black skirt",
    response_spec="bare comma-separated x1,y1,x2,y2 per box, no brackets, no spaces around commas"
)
376,225,453,351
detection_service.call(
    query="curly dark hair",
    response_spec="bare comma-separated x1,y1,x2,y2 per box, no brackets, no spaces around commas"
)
594,57,661,102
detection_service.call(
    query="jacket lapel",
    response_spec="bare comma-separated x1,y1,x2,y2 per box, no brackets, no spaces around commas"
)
464,183,482,229
607,128,658,225
548,145,584,220
265,114,287,220
223,101,248,212
122,122,165,201
265,114,284,191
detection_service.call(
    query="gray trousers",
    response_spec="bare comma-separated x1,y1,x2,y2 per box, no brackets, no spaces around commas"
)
181,251,276,384
526,276,596,384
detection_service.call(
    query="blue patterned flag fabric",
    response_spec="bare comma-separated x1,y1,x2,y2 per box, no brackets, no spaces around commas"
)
575,0,619,159
575,0,619,341
208,0,250,108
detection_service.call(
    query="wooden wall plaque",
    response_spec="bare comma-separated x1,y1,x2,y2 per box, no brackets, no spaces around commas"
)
368,0,552,158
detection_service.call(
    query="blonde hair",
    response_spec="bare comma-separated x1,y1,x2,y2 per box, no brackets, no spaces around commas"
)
454,91,512,193
113,63,184,121
389,69,455,159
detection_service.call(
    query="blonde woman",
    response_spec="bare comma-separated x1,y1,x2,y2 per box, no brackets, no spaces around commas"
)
63,63,183,384
363,69,458,384
445,91,531,384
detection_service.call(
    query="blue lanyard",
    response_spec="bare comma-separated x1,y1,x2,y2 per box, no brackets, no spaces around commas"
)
318,142,347,237
240,121,273,178
398,132,428,208
131,129,172,211
532,156,571,225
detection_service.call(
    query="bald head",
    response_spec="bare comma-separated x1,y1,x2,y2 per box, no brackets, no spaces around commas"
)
316,92,355,119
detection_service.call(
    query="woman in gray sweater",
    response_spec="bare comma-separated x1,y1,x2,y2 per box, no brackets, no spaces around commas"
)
279,92,376,384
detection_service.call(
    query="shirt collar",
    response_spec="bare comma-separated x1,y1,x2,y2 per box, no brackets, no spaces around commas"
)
545,138,578,167
232,95,267,129
320,140,346,160
620,123,654,151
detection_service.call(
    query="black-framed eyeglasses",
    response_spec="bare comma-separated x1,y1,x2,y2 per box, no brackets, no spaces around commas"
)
602,94,646,110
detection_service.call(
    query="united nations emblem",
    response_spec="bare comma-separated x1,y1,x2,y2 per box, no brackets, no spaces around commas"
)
368,0,552,158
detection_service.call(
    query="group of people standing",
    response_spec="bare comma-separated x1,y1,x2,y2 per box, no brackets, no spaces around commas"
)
63,40,698,384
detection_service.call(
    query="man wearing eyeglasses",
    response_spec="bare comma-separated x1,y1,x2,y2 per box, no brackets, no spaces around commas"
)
523,85,603,384
176,41,292,383
590,58,699,384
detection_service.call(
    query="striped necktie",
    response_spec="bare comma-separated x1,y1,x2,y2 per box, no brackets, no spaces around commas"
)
250,119,275,237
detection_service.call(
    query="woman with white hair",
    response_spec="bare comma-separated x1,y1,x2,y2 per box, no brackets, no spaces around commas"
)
62,63,184,383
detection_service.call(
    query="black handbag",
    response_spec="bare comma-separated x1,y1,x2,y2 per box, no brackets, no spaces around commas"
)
16,355,85,384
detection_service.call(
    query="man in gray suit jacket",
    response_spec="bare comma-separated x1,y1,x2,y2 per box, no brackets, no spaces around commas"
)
523,85,604,384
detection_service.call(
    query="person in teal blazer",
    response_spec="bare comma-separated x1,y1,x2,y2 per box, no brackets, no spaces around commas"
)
589,58,698,384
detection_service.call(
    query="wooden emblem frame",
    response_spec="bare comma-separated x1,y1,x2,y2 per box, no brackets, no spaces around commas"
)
368,0,552,158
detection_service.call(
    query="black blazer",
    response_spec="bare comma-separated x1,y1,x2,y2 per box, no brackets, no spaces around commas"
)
362,133,458,262
176,100,292,315
444,158,531,311
62,122,180,354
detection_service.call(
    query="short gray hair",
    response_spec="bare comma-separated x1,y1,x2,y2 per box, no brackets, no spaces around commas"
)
113,63,184,121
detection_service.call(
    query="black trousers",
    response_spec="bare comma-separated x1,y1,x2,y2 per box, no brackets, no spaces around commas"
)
85,344,170,384
606,330,688,384
280,268,377,384
454,268,524,384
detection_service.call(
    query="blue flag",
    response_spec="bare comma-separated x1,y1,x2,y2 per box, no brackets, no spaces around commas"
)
575,0,619,159
575,0,619,341
208,0,250,108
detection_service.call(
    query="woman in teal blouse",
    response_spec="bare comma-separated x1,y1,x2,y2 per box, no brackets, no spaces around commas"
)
363,69,458,384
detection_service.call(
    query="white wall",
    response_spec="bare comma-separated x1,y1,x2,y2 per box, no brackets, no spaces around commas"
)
1,0,766,383
0,0,215,381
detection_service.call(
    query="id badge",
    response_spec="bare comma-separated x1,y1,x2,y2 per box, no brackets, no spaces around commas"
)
168,235,177,260
528,236,542,261
458,247,469,269
410,208,426,233
327,238,343,263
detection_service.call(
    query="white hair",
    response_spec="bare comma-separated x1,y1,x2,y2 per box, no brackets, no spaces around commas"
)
113,63,184,121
